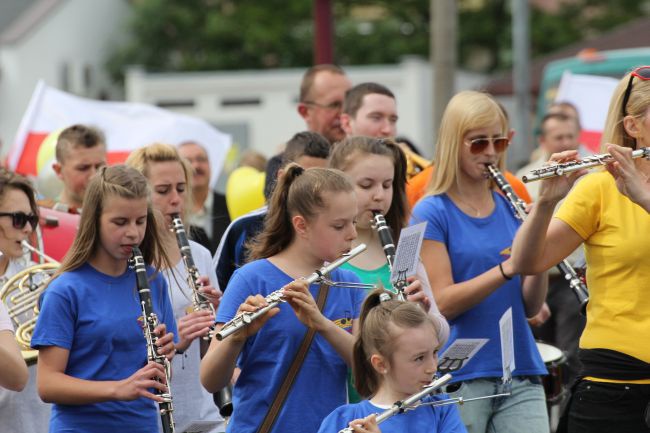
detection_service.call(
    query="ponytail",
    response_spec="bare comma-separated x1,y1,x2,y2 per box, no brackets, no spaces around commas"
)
353,289,393,397
248,164,353,261
353,289,438,398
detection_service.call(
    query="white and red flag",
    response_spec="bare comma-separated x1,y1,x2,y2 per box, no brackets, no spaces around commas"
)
555,71,619,153
7,80,231,187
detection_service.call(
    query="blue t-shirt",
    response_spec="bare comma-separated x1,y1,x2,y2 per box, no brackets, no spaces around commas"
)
212,206,267,291
31,262,178,433
216,259,366,433
410,192,545,382
317,395,468,433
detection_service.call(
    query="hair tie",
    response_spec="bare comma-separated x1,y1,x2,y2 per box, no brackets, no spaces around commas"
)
379,292,392,303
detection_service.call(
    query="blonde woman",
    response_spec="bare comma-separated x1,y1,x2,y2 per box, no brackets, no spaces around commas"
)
411,91,549,433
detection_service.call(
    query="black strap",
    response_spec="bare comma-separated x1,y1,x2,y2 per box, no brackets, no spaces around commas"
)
257,282,330,433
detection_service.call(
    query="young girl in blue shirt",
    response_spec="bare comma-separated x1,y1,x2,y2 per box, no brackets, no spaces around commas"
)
318,289,466,433
31,165,178,433
200,164,366,433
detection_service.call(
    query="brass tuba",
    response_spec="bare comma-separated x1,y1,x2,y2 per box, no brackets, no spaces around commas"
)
0,240,59,364
396,141,431,179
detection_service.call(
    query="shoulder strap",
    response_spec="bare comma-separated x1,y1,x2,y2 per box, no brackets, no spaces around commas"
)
257,281,330,433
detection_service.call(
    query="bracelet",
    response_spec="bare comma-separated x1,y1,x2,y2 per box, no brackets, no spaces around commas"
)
499,262,513,281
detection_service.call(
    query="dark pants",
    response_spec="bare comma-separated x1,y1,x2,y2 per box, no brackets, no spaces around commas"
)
533,275,586,384
568,380,650,433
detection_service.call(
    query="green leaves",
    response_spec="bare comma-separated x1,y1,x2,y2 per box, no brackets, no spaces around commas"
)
106,0,649,84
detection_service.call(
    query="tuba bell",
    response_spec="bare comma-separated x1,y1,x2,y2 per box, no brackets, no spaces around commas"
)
396,141,431,179
0,239,59,364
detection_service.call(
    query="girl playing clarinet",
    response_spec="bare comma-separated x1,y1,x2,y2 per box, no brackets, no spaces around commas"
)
127,143,223,431
31,165,177,433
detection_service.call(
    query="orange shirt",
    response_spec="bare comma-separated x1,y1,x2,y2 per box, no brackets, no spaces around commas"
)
406,165,532,209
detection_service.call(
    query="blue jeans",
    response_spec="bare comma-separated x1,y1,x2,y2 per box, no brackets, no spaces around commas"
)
567,380,650,433
447,377,549,433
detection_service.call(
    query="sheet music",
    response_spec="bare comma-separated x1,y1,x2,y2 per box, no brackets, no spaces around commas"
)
499,307,515,383
391,221,426,283
438,338,488,373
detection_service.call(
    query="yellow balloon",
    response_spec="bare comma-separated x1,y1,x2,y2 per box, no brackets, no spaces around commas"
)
36,128,64,174
225,166,266,220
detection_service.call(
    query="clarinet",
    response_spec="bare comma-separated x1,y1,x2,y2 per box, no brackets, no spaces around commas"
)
338,373,453,433
371,212,407,301
131,246,176,433
170,215,233,417
216,243,369,341
486,164,589,315
522,147,650,183
170,214,216,340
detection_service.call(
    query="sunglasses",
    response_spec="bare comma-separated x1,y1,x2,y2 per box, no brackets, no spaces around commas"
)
465,136,510,154
621,66,650,116
0,212,39,229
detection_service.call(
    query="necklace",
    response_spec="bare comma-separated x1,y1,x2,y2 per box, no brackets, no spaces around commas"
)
451,192,492,217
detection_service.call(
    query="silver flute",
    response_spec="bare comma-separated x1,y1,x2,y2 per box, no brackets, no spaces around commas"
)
522,147,650,183
338,373,453,433
170,214,216,340
486,164,589,315
216,243,371,341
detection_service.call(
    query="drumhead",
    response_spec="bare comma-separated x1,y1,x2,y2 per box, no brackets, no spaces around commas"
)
536,341,564,363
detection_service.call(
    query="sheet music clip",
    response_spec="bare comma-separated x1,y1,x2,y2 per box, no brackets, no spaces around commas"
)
501,366,513,395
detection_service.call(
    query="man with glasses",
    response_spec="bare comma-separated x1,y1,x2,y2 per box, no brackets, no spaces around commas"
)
297,64,351,144
265,64,351,197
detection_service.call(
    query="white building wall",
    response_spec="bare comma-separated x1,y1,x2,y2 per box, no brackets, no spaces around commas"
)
126,57,488,159
0,0,131,153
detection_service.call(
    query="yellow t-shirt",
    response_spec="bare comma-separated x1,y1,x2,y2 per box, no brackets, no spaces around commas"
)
556,171,650,383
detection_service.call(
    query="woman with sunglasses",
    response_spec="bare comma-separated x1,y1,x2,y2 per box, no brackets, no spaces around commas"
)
511,67,650,433
410,91,549,433
0,169,51,433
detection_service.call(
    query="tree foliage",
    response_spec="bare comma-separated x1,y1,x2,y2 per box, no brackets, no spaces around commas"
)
107,0,650,83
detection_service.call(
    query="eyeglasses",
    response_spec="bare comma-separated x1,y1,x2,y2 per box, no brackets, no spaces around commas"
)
465,137,510,154
0,212,39,229
303,100,343,111
621,66,650,116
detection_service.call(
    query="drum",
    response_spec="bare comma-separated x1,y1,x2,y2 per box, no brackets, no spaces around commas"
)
536,341,568,431
36,207,80,262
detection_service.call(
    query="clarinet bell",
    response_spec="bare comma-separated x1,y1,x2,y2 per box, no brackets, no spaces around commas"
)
214,386,233,417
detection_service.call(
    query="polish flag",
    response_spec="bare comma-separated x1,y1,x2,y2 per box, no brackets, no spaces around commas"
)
7,80,231,187
555,71,619,153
